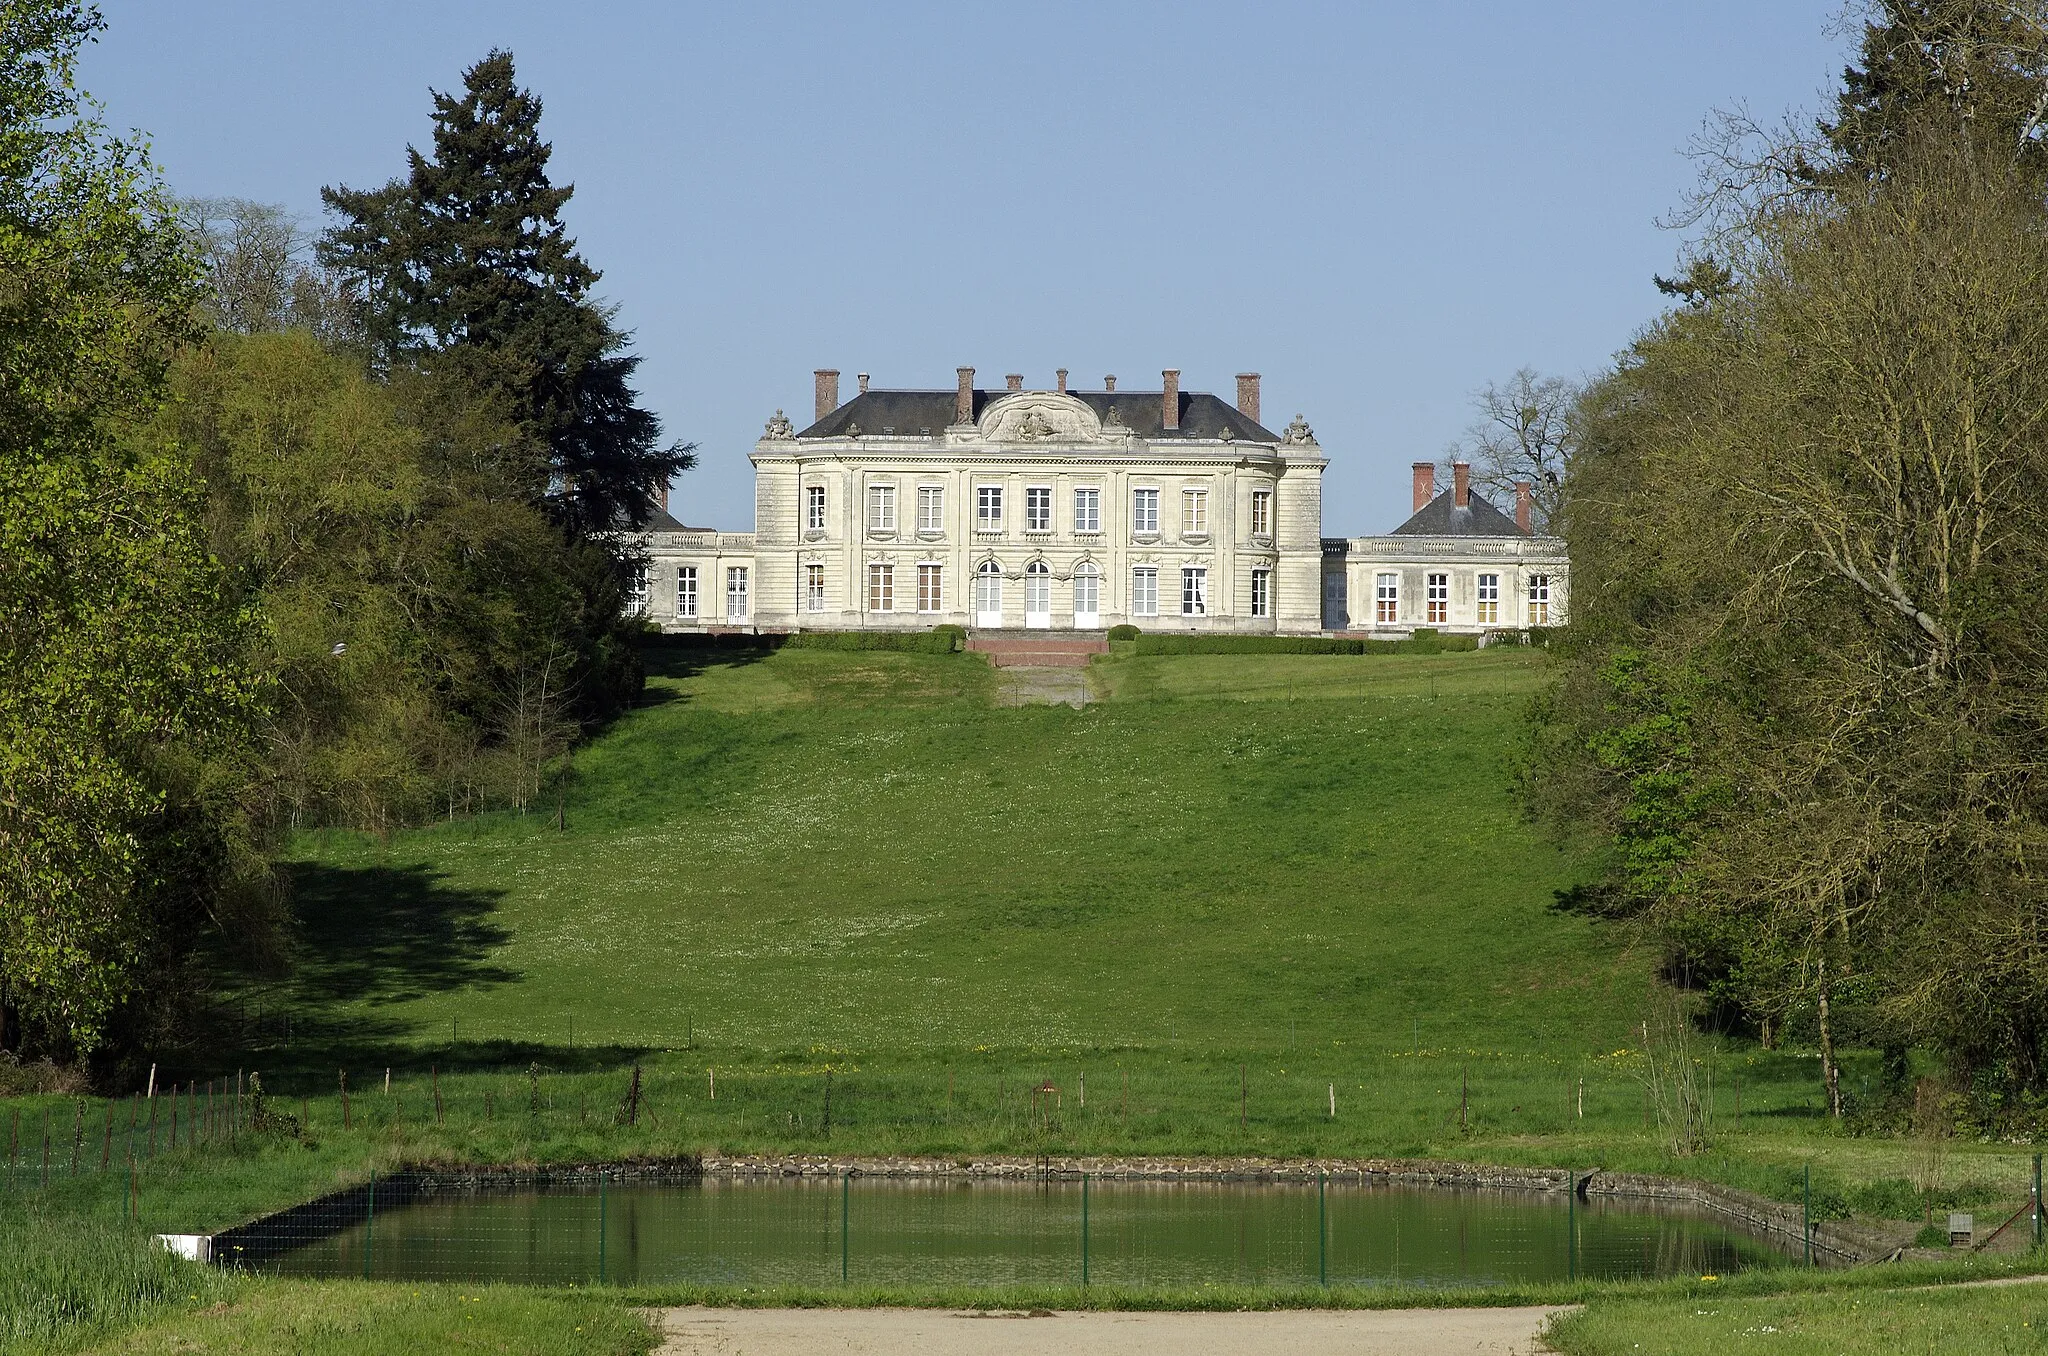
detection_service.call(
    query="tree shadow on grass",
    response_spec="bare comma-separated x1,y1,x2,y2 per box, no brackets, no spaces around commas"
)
287,860,519,1006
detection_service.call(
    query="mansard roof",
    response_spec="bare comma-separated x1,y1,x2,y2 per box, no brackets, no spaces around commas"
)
1390,488,1528,537
797,389,1280,442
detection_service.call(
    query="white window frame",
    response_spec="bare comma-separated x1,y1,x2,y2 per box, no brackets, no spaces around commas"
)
1250,488,1272,538
1375,572,1398,624
868,483,897,533
1025,485,1052,532
1182,489,1208,537
726,566,749,620
1528,574,1552,625
677,565,698,619
917,485,944,534
1476,573,1499,625
976,484,1004,529
1426,572,1449,625
867,562,894,612
1131,566,1159,617
806,484,826,533
1073,486,1101,534
917,562,943,613
1250,567,1271,618
1073,561,1100,620
803,562,825,613
626,562,650,615
1132,487,1159,536
1181,566,1208,616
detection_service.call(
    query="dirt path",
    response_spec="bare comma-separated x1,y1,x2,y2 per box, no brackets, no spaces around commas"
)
648,1304,1570,1355
991,666,1090,707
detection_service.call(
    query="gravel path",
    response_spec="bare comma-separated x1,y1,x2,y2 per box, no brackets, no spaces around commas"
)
649,1304,1570,1355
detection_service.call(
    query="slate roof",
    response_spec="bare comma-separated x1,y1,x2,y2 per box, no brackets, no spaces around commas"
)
797,389,1281,442
1390,488,1528,538
643,506,714,532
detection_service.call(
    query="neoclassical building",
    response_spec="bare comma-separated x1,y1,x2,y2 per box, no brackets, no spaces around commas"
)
633,367,1566,636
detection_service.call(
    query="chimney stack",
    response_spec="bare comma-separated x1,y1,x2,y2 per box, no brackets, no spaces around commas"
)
1412,461,1436,512
1162,369,1181,430
1104,374,1116,391
1453,461,1471,509
1006,373,1023,392
658,480,669,511
814,369,840,423
954,367,975,424
856,372,870,394
1515,480,1534,534
1056,368,1068,393
1235,373,1261,425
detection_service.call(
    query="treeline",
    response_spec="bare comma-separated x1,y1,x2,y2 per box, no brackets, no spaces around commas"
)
1532,0,2048,1124
2,7,687,1068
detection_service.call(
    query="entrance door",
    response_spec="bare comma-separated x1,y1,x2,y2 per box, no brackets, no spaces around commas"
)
1073,562,1100,629
975,561,1003,628
1323,572,1348,630
1025,561,1051,629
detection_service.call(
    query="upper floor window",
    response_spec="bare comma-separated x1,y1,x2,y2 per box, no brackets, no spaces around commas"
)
1074,486,1101,533
917,485,944,533
868,484,896,532
1026,486,1052,532
1183,489,1208,536
1426,572,1449,625
1181,566,1208,616
1528,574,1552,625
1250,567,1271,618
1476,573,1499,625
1375,572,1398,624
806,484,826,532
977,485,1004,529
677,566,699,619
868,562,895,612
1131,566,1158,617
1132,488,1159,535
1250,489,1272,537
726,566,749,620
803,563,825,613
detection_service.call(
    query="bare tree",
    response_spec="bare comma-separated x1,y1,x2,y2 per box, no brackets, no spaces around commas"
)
1443,368,1580,531
181,197,360,342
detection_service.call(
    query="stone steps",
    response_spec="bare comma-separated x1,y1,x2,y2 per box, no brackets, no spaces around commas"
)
967,631,1109,669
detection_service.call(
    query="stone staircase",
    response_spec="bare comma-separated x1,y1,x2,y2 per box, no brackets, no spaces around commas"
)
966,631,1110,669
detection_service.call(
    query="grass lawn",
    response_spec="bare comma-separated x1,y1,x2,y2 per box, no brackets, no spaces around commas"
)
1547,1279,2048,1355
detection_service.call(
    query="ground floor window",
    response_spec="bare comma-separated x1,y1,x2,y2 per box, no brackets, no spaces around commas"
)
1073,562,1101,619
1250,568,1271,618
677,566,698,619
917,564,943,612
626,563,649,615
1131,566,1158,617
726,566,749,620
868,562,894,612
1426,572,1449,624
1375,572,1398,624
975,560,1002,619
1527,574,1551,625
803,563,825,612
1476,573,1499,625
1181,567,1207,616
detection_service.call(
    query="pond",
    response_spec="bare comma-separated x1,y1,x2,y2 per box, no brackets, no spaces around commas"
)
232,1175,1791,1290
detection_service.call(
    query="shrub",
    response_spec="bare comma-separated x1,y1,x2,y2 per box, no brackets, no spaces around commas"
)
1106,624,1141,641
930,624,966,652
1128,634,1482,657
782,630,959,654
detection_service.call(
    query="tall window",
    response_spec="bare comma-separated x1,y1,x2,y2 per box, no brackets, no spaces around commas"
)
1073,562,1100,619
868,484,896,532
726,566,749,620
1074,486,1101,533
806,484,826,532
1426,572,1449,624
977,485,1003,529
1131,566,1159,617
867,562,894,612
917,485,944,533
1182,488,1208,536
1375,572,1398,624
1476,573,1499,624
1132,488,1159,535
1250,568,1271,618
626,563,650,615
803,563,825,612
677,566,698,619
1250,489,1272,537
1025,486,1052,532
1181,567,1208,616
917,563,943,613
1527,574,1552,625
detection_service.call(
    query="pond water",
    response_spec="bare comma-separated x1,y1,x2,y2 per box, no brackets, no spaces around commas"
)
240,1175,1790,1290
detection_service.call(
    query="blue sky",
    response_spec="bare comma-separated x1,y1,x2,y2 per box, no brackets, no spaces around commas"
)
89,1,1847,532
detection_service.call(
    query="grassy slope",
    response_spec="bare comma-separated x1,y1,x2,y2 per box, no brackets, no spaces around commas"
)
1546,1279,2048,1355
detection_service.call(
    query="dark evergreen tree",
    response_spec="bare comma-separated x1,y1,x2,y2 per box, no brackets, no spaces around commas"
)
318,50,693,534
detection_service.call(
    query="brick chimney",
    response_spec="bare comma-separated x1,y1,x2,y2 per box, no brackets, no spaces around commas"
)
1235,373,1261,425
1453,461,1471,509
1103,374,1116,391
856,372,870,394
1006,373,1023,392
1162,369,1180,430
1056,368,1068,393
657,479,669,511
1515,480,1534,534
1412,461,1436,512
814,369,840,423
955,367,975,424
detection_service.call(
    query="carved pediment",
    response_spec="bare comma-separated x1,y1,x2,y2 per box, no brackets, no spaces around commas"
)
976,392,1103,446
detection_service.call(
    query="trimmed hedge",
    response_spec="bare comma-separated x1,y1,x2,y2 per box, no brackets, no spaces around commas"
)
783,629,962,654
1106,624,1141,641
1130,633,1480,656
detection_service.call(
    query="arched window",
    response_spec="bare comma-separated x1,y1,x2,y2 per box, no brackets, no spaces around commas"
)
974,559,1003,627
1073,561,1101,627
1025,560,1051,628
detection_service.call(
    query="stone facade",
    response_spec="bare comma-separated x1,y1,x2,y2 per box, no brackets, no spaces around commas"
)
632,370,1567,636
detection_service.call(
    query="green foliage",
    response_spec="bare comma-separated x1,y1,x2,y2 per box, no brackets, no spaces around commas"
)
0,1193,231,1354
1106,624,1141,641
1129,634,1477,656
782,630,961,654
319,50,692,536
0,1,264,1057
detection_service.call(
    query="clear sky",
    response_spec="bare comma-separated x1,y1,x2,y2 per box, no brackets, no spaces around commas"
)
87,1,1848,532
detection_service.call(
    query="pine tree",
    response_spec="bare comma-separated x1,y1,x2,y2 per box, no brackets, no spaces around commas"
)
319,50,693,534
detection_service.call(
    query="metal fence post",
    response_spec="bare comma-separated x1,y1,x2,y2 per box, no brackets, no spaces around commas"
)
1318,1169,1327,1287
1802,1164,1811,1266
2035,1154,2042,1252
1567,1172,1576,1282
363,1170,376,1280
599,1173,608,1285
1082,1173,1090,1287
841,1173,850,1285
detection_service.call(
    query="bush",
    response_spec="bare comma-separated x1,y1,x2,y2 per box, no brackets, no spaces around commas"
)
1106,624,1141,641
1128,634,1482,656
782,630,960,654
930,624,966,652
